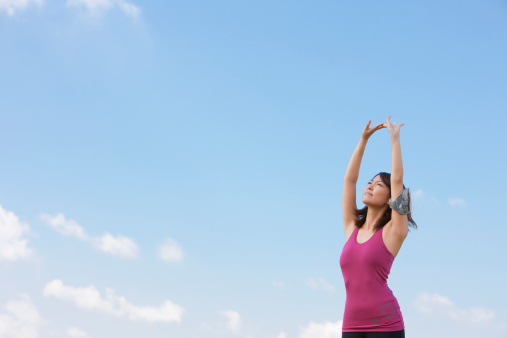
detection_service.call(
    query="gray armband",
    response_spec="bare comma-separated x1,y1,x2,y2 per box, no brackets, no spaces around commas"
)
389,188,411,215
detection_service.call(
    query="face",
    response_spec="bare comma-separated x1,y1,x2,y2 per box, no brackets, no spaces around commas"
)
362,175,391,208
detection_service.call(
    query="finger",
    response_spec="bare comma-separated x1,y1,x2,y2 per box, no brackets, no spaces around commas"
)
400,123,404,127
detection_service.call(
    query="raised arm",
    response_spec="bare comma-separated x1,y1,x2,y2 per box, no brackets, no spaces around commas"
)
342,120,385,231
386,115,409,237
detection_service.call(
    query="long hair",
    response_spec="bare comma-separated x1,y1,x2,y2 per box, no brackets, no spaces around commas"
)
354,172,418,232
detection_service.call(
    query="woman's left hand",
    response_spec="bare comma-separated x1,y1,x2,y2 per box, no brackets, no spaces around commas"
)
386,115,404,138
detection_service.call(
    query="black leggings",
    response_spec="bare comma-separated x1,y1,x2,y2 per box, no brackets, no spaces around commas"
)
342,329,405,338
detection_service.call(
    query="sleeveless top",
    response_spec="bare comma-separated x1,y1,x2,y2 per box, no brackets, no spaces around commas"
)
339,226,405,332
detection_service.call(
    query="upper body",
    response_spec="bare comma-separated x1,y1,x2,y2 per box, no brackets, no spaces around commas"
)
340,223,405,331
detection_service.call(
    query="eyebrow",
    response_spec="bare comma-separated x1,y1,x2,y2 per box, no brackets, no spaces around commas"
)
369,180,383,184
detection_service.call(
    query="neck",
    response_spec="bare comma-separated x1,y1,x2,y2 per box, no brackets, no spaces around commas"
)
364,205,388,232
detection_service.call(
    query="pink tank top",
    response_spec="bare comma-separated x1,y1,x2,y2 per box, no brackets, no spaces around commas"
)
339,226,405,332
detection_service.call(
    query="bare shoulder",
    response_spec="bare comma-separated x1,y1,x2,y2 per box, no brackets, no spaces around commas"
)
382,220,407,259
344,222,356,243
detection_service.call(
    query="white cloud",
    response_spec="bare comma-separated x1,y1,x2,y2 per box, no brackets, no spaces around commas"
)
158,238,183,263
299,320,342,338
448,198,466,207
0,294,45,338
43,279,185,323
66,0,140,18
414,292,495,324
94,233,139,259
219,310,241,333
67,327,88,337
0,0,43,16
40,213,139,259
40,213,89,240
0,204,33,261
304,277,336,294
277,332,287,338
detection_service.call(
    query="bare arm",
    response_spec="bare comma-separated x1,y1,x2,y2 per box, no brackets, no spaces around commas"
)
342,120,385,230
342,138,366,227
386,116,408,237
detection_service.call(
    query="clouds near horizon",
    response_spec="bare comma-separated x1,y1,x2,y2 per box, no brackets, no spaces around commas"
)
414,292,495,325
0,204,33,261
299,320,342,338
43,279,185,323
40,213,139,259
0,294,45,338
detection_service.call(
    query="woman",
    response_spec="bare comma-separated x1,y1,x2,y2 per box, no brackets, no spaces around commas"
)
339,116,417,338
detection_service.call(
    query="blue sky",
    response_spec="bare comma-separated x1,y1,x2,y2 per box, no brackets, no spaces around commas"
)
1,1,506,337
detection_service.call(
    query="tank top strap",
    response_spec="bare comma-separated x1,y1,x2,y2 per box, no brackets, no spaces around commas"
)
371,226,388,250
347,227,359,246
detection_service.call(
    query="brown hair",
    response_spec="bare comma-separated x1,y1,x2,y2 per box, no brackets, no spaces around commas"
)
354,172,418,232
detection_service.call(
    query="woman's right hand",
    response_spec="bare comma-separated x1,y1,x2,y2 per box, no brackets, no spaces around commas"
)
361,120,386,141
